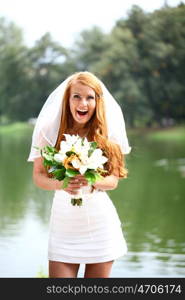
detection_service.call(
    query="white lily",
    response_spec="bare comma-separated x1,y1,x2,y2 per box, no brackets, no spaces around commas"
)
57,134,108,175
79,165,89,175
59,140,73,154
72,138,83,154
79,151,89,165
71,157,88,175
73,137,90,156
71,157,81,169
86,149,108,169
71,148,108,175
54,153,66,163
63,134,79,146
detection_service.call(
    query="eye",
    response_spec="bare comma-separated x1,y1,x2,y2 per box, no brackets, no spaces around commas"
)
87,95,95,100
73,94,80,99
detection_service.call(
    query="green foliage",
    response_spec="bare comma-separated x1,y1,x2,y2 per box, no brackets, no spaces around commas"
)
145,126,185,141
84,170,97,185
36,267,48,278
0,4,185,127
72,26,109,71
66,151,76,157
49,166,66,180
41,145,58,166
0,17,31,121
0,122,32,134
88,141,97,156
65,169,79,177
62,176,70,189
84,170,103,185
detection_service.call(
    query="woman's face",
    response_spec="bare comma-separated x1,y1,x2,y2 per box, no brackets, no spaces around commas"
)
69,82,96,127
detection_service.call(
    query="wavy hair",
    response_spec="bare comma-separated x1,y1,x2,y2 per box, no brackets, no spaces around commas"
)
55,71,128,178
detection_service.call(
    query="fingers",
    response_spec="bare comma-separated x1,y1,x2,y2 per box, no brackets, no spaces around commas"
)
70,177,88,186
65,185,80,196
63,176,89,195
69,181,81,188
64,179,81,195
67,189,80,195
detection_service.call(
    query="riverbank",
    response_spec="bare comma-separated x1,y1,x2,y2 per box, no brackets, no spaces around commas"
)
0,122,185,142
0,122,33,135
127,125,185,142
144,126,185,142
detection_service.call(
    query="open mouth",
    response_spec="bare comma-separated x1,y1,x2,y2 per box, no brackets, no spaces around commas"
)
76,110,88,117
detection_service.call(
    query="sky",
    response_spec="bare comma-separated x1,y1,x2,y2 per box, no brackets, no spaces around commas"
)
0,0,183,48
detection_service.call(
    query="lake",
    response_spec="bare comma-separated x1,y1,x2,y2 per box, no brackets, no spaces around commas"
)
0,126,185,277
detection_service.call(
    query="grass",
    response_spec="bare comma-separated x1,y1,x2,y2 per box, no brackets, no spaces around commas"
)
126,125,185,142
36,270,48,278
0,122,33,135
143,126,185,142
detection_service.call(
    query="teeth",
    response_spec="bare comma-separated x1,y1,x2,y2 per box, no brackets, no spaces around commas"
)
77,110,88,112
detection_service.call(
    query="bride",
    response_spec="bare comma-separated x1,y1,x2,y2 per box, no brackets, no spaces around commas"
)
28,71,131,278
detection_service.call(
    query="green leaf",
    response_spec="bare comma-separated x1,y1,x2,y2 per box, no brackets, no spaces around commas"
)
94,172,102,181
88,141,97,157
84,171,96,185
42,152,53,161
53,168,66,181
90,141,97,148
45,145,57,154
65,169,79,177
81,137,85,146
43,159,53,167
66,151,76,157
62,176,70,189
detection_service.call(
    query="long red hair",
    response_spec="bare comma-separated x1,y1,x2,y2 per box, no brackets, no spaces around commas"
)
55,71,128,178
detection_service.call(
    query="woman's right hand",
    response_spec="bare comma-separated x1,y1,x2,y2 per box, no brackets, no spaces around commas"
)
62,176,84,195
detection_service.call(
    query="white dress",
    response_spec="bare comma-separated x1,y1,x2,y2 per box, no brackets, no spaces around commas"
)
48,186,127,264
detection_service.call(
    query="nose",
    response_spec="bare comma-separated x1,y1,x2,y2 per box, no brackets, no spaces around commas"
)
79,97,88,106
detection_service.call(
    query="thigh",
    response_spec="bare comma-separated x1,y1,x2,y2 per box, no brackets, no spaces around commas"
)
84,260,114,278
49,261,80,278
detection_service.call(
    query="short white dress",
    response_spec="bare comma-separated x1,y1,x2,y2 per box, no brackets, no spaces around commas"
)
48,186,127,264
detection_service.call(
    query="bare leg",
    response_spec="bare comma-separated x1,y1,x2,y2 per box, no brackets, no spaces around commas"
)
49,261,80,278
84,260,114,278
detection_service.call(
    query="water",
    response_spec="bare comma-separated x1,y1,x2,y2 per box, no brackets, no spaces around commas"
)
0,128,184,277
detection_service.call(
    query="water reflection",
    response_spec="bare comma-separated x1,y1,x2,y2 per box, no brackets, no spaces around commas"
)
114,251,185,277
0,129,185,277
0,132,52,236
109,132,185,276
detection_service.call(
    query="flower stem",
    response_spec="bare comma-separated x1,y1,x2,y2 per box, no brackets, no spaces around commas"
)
71,198,83,206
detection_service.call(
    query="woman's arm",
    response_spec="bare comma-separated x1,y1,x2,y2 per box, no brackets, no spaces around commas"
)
33,157,119,192
33,157,85,195
33,157,62,190
93,174,119,191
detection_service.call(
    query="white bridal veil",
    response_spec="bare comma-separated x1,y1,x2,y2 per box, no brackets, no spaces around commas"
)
27,73,131,162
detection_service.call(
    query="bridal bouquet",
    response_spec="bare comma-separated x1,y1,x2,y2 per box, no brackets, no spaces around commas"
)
37,134,108,206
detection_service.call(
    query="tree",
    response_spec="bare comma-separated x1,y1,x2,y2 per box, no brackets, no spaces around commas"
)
0,17,30,122
95,25,144,127
126,4,185,125
72,26,108,72
26,33,69,117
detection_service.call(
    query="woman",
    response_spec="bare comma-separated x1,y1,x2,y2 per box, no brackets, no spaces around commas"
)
28,71,131,278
